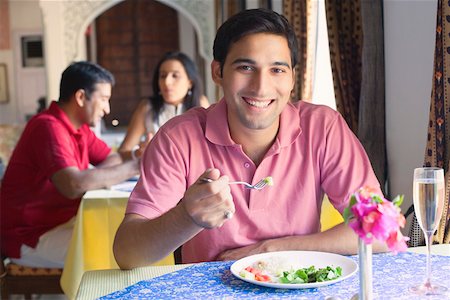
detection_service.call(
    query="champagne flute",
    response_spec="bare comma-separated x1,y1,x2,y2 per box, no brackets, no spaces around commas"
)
409,167,447,295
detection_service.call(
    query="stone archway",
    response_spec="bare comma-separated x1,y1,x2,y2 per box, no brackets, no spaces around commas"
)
39,0,214,102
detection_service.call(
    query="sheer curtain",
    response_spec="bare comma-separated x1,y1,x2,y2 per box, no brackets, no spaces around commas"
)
409,0,450,246
325,0,387,194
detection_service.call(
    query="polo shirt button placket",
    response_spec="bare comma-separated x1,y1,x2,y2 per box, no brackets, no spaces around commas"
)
244,162,251,168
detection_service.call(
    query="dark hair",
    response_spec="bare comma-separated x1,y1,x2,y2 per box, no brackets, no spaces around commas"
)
213,8,298,73
150,51,204,116
59,61,115,102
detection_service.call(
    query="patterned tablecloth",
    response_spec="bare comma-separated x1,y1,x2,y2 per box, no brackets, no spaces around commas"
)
99,252,450,299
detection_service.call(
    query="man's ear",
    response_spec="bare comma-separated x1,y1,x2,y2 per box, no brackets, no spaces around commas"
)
291,68,296,91
211,60,222,85
74,89,86,107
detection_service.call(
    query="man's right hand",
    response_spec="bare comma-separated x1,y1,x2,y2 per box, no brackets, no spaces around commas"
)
134,132,154,159
181,168,235,229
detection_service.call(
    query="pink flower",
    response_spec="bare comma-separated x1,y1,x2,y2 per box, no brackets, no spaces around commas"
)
386,230,409,254
343,187,409,253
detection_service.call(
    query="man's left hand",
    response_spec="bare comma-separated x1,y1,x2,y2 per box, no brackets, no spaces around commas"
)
216,239,275,261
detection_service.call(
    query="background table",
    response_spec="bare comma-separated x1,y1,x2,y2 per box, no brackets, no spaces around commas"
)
76,244,449,300
61,189,174,299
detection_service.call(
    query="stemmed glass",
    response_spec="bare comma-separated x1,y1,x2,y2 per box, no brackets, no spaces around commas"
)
409,167,447,295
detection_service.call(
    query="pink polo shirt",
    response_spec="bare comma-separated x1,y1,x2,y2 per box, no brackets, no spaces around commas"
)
127,99,380,263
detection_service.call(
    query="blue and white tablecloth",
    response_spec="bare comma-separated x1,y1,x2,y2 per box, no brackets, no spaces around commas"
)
100,252,450,299
111,179,137,193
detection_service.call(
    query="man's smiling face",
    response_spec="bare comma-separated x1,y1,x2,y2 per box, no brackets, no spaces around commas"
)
212,33,295,133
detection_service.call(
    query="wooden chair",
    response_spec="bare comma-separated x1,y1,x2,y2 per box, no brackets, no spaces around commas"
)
0,124,64,298
0,254,63,299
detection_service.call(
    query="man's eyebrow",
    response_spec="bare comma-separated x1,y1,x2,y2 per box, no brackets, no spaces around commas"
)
273,61,291,68
231,58,291,69
231,58,256,65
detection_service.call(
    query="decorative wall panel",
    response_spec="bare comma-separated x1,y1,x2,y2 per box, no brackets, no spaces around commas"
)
0,0,10,49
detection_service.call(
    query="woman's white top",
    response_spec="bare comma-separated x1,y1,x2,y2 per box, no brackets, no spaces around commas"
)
144,102,185,135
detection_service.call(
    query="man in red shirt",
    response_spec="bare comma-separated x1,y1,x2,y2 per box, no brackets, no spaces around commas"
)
0,61,140,267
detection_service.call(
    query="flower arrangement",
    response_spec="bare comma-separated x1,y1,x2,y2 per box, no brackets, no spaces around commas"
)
343,186,409,253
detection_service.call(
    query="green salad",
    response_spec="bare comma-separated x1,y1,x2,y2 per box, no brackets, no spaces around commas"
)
240,259,343,284
278,265,342,284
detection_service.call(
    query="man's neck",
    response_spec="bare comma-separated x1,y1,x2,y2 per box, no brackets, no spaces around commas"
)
57,101,82,129
229,122,279,166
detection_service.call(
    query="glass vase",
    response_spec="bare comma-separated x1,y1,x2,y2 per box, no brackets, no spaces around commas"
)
357,237,373,300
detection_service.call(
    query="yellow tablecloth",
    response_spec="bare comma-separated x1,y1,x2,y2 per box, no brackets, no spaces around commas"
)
61,189,174,299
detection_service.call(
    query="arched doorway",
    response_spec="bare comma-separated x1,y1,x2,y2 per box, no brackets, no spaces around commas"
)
89,0,183,129
39,0,214,121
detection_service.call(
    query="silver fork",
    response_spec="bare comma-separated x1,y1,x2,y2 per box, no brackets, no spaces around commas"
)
200,177,270,190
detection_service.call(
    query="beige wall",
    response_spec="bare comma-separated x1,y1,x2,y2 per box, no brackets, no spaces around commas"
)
0,0,43,124
384,0,437,227
9,0,43,29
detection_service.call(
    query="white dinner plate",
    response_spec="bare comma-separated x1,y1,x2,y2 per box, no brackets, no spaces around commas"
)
230,250,357,289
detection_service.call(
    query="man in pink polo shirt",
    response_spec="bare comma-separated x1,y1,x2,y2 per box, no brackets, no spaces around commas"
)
114,9,384,268
0,62,140,267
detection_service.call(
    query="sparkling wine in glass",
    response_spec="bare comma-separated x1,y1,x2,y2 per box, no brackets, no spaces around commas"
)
409,167,447,295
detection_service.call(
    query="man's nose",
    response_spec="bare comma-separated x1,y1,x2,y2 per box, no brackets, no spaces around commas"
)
249,71,270,94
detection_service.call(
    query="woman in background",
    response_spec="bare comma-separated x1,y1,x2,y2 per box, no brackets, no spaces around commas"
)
119,51,209,159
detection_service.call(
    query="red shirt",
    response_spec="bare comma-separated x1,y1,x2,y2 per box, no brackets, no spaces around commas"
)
0,101,111,258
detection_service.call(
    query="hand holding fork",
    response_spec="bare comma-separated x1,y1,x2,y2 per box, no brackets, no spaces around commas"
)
182,169,273,229
200,176,273,191
199,175,273,219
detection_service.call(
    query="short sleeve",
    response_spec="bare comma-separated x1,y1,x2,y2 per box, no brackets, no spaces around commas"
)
320,114,381,213
83,126,111,165
32,120,79,177
126,128,187,219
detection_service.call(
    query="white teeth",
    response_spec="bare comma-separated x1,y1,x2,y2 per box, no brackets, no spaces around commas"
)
245,99,271,108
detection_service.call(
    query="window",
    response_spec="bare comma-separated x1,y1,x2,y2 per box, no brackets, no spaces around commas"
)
21,35,44,68
311,0,336,110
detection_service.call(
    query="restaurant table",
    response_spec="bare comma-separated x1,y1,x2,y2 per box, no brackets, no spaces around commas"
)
61,188,174,300
76,244,449,300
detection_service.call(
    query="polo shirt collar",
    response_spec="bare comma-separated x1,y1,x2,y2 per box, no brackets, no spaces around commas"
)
278,102,302,147
48,101,79,135
205,98,301,148
205,99,234,146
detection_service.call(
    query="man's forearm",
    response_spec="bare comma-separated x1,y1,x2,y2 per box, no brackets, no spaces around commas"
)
278,224,359,254
80,159,139,189
51,158,140,199
73,152,140,195
113,205,203,269
97,152,124,167
217,223,388,261
268,223,388,254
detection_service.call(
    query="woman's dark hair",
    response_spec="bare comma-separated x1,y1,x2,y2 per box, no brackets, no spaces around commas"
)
59,61,115,102
150,51,204,116
213,8,298,74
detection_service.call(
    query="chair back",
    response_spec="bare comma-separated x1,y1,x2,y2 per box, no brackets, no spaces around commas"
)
0,253,63,299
